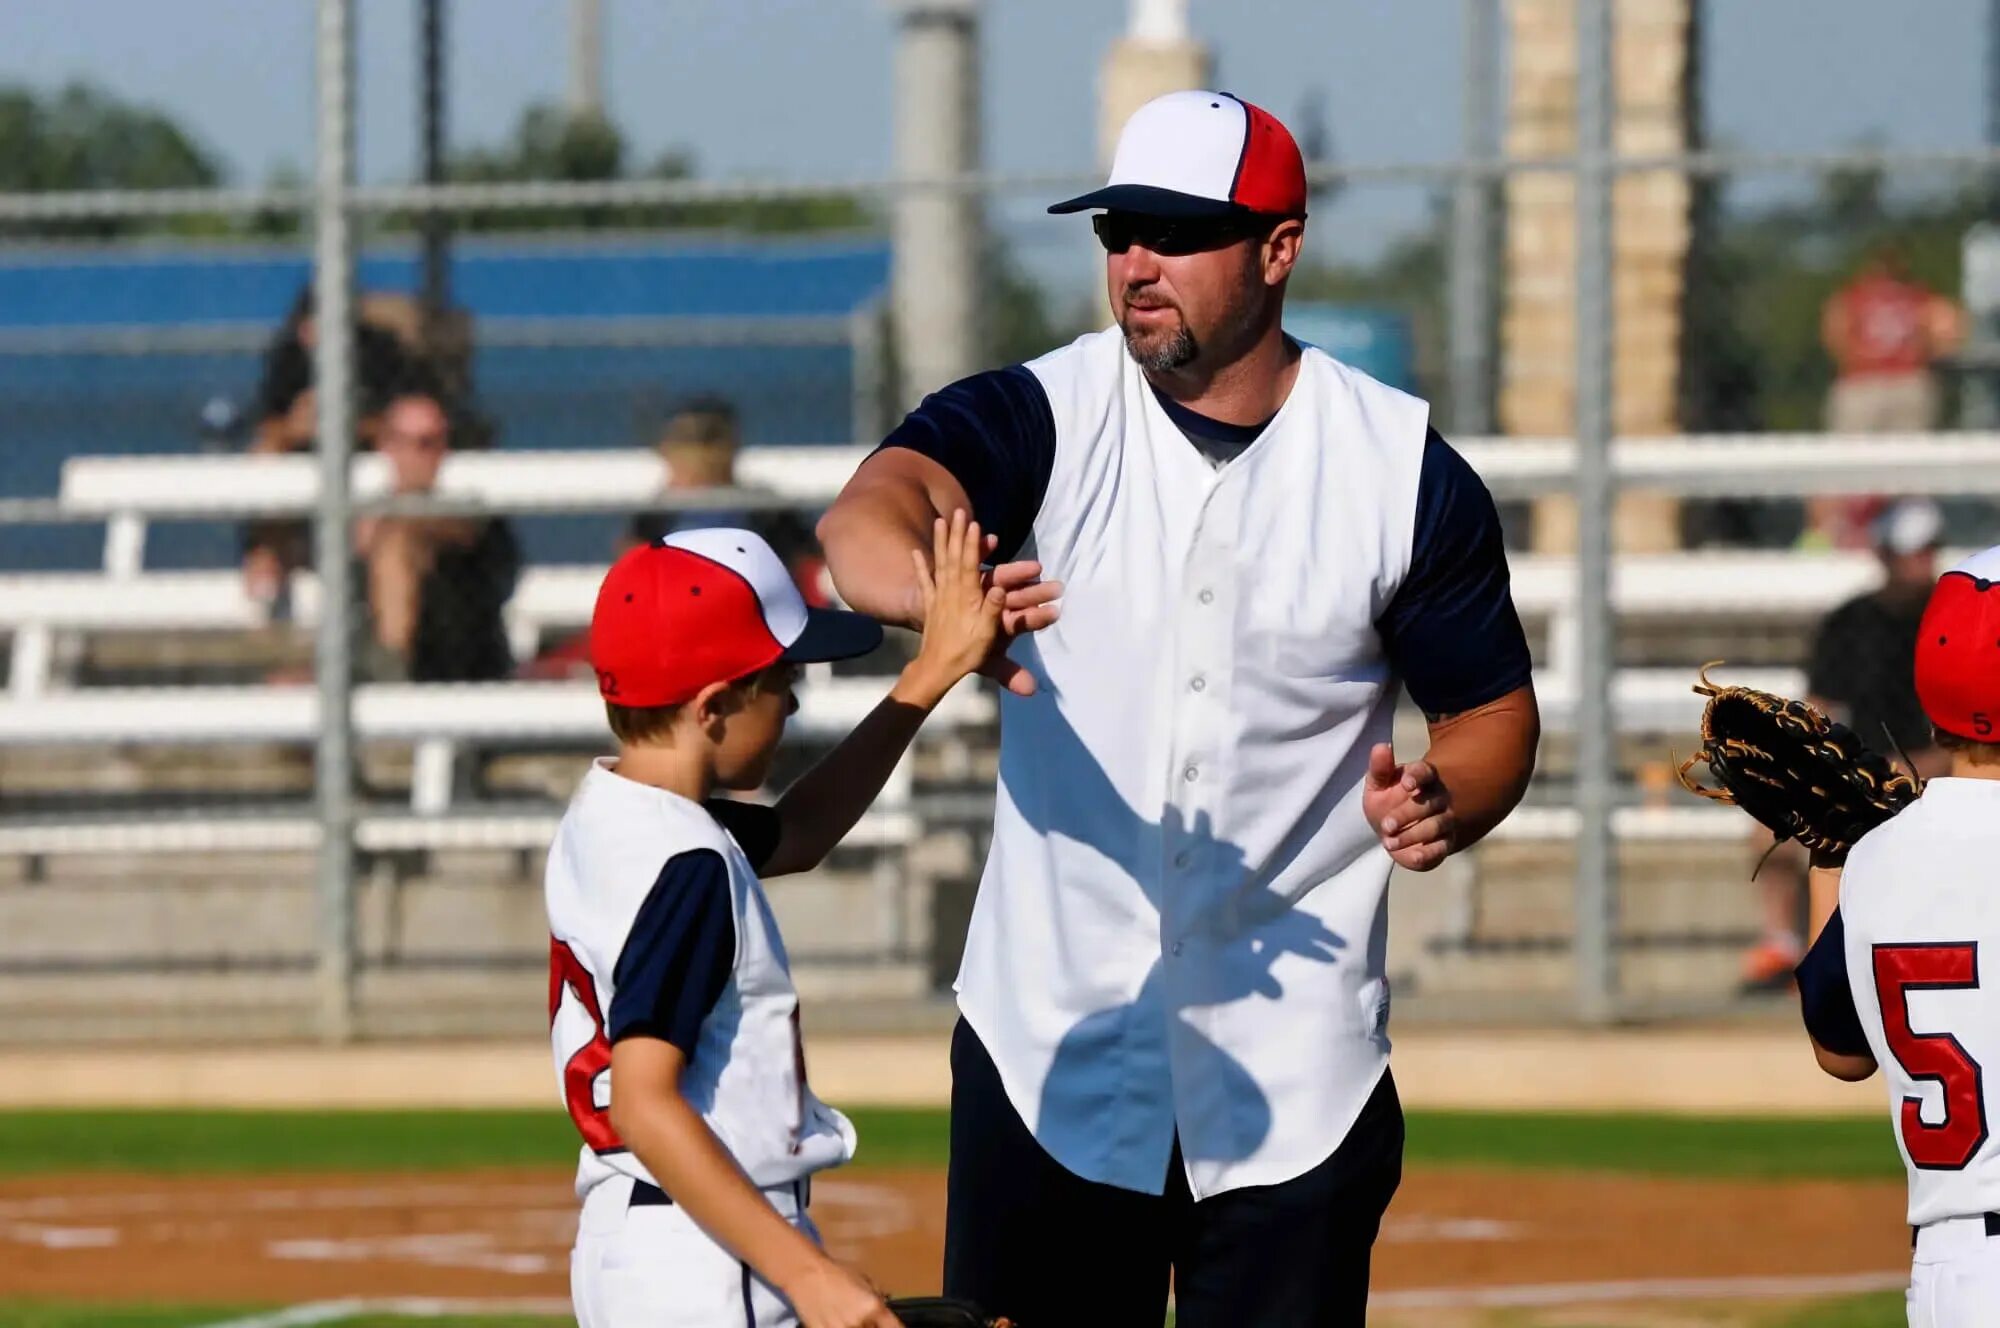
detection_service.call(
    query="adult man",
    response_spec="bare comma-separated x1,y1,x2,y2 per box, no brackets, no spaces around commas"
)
1741,498,1948,992
353,386,519,683
819,91,1539,1326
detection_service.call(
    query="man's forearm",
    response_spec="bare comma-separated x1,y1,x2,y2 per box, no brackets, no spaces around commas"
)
1426,686,1540,850
817,488,935,629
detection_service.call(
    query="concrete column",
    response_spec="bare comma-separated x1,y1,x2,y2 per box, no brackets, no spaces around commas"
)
1502,0,1695,553
889,0,982,414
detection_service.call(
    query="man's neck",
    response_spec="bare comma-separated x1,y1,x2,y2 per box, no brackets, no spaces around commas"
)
1143,324,1300,426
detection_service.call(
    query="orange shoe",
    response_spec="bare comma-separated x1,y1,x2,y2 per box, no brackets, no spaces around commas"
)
1739,938,1803,993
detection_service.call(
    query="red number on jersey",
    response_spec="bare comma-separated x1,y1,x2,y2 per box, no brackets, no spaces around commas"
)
549,937,623,1153
1873,942,1988,1171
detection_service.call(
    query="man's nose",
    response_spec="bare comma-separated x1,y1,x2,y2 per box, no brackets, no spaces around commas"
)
1116,246,1163,285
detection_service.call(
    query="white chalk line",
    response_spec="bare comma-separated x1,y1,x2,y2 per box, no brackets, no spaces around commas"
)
191,1297,573,1328
1370,1268,1909,1309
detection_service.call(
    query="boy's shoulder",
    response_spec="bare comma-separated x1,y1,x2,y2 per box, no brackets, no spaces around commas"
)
562,768,778,877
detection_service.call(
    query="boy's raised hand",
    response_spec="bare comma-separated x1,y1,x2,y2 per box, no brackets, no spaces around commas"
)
902,510,1007,704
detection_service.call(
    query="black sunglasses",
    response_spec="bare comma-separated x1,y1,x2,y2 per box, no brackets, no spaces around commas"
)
1091,211,1278,256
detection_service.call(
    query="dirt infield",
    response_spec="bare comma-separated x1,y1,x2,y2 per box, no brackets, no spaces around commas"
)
0,1165,1913,1312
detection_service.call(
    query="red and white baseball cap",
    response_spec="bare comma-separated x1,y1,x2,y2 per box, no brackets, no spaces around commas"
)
1049,90,1308,220
590,528,882,708
1915,546,2000,741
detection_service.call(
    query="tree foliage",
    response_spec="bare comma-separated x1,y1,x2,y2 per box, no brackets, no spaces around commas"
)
0,82,223,237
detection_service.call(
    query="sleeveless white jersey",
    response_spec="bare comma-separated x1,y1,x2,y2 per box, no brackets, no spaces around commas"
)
546,759,855,1200
1842,778,2000,1226
957,327,1432,1198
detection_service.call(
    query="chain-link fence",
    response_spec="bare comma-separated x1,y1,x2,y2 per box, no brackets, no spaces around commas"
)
4,0,2000,1039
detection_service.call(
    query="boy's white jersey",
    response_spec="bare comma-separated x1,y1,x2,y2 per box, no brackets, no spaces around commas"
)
1843,778,2000,1226
545,758,855,1201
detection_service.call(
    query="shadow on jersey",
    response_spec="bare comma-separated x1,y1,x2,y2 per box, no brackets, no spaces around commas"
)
1000,641,1353,1168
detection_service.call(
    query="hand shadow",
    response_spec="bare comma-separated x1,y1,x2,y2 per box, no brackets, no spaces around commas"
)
997,635,1351,1168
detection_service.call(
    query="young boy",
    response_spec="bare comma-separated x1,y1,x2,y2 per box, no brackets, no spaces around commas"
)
548,513,1005,1328
1797,546,2000,1326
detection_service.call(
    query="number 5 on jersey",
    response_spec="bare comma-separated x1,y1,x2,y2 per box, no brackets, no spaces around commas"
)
1874,943,1990,1171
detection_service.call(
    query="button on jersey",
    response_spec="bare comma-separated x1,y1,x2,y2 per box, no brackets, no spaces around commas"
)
1842,778,2000,1225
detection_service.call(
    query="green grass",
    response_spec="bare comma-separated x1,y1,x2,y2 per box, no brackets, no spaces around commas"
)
0,1107,949,1176
1761,1290,1905,1327
1404,1110,1903,1180
0,1107,1899,1180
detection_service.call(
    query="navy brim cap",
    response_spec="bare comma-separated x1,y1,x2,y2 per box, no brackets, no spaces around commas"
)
780,606,885,664
1047,184,1255,217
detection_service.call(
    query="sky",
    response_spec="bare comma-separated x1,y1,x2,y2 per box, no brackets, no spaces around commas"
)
0,0,1987,277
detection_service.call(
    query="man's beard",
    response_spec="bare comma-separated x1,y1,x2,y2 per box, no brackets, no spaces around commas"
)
1120,314,1199,372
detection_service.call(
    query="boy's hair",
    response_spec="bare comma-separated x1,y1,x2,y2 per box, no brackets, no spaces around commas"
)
604,663,793,745
1934,726,2000,766
605,698,684,746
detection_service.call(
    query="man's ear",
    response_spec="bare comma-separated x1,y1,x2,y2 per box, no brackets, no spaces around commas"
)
1264,218,1305,287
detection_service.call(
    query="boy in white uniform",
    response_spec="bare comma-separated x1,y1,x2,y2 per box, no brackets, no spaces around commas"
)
549,514,1008,1328
1798,546,2000,1326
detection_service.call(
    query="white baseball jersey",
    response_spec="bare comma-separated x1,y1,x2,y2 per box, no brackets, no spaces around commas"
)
879,326,1532,1198
546,758,856,1203
1838,778,2000,1226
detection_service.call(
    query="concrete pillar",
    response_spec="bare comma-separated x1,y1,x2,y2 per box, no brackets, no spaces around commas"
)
1502,0,1695,553
888,0,983,414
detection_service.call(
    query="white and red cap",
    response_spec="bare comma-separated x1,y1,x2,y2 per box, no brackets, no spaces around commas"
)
1049,89,1308,219
590,528,882,707
1916,545,2000,741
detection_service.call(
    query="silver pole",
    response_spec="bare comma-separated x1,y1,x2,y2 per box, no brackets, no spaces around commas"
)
419,0,451,328
570,0,604,119
313,0,359,1044
888,0,983,411
1573,0,1618,1024
1448,0,1496,435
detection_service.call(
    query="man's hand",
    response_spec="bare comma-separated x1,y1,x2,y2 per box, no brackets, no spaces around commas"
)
979,555,1063,696
1362,742,1455,871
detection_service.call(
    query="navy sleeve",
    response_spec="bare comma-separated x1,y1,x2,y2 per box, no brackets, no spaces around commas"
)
1377,429,1534,717
873,365,1057,562
704,798,782,872
1797,907,1873,1058
607,849,736,1055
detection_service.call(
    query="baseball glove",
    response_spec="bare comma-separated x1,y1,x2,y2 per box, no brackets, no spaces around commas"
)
1675,662,1920,865
886,1297,1014,1328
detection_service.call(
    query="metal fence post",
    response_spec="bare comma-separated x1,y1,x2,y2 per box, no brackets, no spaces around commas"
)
1573,0,1619,1024
1449,0,1496,436
314,0,359,1044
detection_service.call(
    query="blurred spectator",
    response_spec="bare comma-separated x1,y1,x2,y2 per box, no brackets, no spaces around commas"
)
521,396,825,681
625,395,821,585
352,386,520,683
1740,497,1947,991
242,288,421,614
1807,250,1965,549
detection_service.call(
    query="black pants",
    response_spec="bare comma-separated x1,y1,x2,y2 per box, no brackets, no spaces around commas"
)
942,1020,1403,1327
